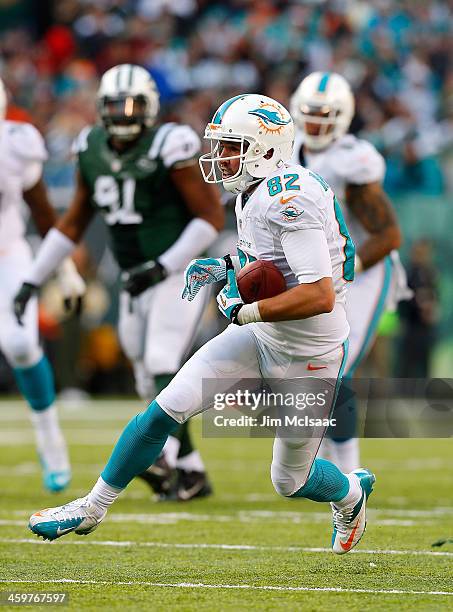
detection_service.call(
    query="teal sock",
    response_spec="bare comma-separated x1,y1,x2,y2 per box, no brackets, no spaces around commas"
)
14,356,55,411
290,458,349,502
101,401,179,489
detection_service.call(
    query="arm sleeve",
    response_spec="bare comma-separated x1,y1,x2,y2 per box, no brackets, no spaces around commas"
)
281,228,332,284
160,125,201,168
24,228,77,286
158,218,219,274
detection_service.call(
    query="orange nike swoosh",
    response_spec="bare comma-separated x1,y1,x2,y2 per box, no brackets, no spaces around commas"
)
307,363,328,371
340,520,359,551
280,195,297,205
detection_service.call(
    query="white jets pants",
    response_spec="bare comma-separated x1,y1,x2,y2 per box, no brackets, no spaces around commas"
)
118,273,210,399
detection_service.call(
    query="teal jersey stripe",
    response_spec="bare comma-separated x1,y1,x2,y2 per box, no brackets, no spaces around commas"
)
212,94,249,125
334,195,355,282
318,72,330,92
346,257,393,377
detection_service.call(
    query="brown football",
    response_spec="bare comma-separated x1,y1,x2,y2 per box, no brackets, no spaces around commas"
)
237,260,286,304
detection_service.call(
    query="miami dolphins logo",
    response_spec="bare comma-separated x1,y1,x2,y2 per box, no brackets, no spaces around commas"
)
248,103,291,134
281,204,304,222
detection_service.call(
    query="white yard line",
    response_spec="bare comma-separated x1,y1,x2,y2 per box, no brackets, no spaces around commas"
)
1,538,452,557
0,578,451,597
0,513,433,527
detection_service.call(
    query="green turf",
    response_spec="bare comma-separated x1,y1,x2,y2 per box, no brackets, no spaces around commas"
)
0,399,452,611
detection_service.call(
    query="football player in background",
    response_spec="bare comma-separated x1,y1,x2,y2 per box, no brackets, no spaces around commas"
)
14,64,224,501
28,93,375,555
290,72,408,472
0,77,85,492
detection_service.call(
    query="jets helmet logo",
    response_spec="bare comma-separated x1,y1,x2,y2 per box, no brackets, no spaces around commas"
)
248,103,291,135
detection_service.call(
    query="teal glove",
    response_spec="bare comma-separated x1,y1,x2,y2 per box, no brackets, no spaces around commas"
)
182,257,227,301
216,256,244,324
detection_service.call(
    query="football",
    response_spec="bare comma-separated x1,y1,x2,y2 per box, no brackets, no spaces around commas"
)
237,260,286,303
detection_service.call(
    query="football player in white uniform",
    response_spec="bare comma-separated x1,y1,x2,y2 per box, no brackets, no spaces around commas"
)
14,65,224,501
28,93,376,555
0,77,85,492
290,72,405,471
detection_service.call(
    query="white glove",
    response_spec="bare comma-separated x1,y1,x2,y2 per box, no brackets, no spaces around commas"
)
56,257,86,315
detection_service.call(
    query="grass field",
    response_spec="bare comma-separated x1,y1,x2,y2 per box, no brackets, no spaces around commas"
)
0,398,452,611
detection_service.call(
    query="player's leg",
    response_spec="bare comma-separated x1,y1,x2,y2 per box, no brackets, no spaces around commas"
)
141,275,213,500
116,290,175,495
320,258,393,472
0,244,70,492
267,342,375,554
29,324,261,539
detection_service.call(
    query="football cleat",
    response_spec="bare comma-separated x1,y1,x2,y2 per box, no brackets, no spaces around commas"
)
331,468,375,555
161,469,213,502
43,469,71,493
29,496,106,541
137,455,176,496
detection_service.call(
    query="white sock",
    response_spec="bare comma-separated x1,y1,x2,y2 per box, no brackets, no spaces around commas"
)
88,476,122,514
333,438,360,473
161,435,180,469
336,472,362,508
176,450,205,473
30,405,70,472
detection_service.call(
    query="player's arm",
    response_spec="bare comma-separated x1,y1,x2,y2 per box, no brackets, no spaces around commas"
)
13,171,94,323
256,277,334,322
345,181,402,271
218,228,335,325
170,162,224,232
249,227,335,322
22,178,58,237
156,126,224,275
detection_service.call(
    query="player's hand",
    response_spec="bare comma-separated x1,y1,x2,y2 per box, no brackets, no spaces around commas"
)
216,256,244,324
182,257,227,301
13,282,38,326
56,258,86,316
121,260,167,297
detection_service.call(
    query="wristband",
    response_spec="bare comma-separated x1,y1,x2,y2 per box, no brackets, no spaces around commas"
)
237,301,263,325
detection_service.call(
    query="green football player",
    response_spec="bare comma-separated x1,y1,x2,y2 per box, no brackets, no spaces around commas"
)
14,64,224,501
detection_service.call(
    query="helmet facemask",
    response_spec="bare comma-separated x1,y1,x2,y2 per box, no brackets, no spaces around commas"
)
199,134,267,194
299,103,343,151
98,94,152,142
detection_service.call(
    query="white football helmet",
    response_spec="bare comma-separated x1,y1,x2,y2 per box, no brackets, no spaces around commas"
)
97,64,159,141
290,72,355,151
0,78,7,123
199,94,294,194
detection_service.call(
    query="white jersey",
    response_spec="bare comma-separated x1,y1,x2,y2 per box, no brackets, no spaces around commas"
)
0,120,47,252
293,133,385,249
235,163,352,357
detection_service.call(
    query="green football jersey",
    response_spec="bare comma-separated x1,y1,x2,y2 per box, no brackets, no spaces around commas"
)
74,122,200,270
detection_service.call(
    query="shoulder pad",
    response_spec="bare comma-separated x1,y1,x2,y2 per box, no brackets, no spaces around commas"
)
159,124,201,168
343,137,385,185
5,121,48,162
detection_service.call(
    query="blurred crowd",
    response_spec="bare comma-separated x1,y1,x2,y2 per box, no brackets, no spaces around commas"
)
1,0,453,195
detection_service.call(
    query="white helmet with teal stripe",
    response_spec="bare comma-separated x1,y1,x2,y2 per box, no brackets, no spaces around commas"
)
199,94,294,194
97,64,159,141
290,72,355,151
